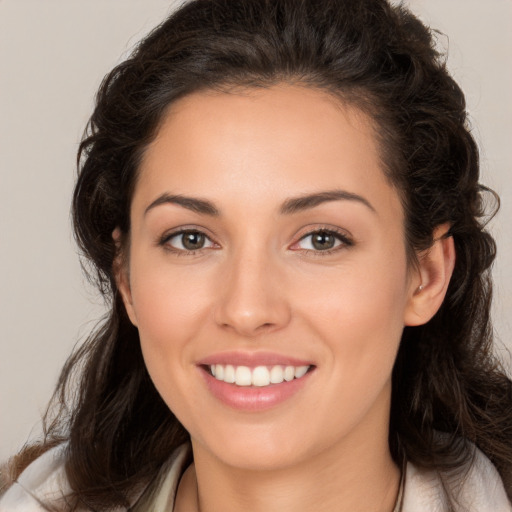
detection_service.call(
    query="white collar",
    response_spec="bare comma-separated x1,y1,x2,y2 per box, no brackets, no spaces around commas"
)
3,443,510,511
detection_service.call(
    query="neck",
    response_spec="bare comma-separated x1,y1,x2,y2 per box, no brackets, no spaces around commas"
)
175,420,400,512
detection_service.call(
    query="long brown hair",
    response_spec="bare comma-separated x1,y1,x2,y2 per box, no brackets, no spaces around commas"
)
5,0,512,509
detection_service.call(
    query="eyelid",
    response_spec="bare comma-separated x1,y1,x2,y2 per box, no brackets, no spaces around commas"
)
289,226,354,253
158,225,219,253
156,224,353,256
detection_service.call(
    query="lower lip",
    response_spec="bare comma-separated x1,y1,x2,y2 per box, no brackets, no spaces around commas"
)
200,368,313,412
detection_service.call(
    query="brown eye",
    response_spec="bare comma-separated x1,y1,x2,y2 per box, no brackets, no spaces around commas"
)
311,231,336,250
181,232,205,250
164,230,214,252
293,229,352,253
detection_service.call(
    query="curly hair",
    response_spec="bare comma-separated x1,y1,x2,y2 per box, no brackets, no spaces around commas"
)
6,0,511,509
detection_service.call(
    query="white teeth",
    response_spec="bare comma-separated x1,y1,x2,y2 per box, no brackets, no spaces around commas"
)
209,364,311,387
269,365,284,383
215,364,224,381
284,366,295,382
294,366,309,378
252,366,270,387
235,366,252,386
224,364,236,383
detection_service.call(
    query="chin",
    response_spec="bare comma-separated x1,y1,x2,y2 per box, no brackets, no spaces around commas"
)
192,420,335,473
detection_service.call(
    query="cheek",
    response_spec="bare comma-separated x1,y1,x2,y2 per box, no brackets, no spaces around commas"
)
288,259,408,441
131,254,209,327
128,257,213,382
297,253,409,377
300,251,408,322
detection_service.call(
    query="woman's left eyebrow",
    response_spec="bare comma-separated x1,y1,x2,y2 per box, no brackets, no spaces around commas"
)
280,190,376,215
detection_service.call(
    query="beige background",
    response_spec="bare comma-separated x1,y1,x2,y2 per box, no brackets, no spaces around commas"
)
1,0,511,462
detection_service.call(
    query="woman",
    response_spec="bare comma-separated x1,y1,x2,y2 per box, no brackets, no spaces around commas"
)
1,0,511,510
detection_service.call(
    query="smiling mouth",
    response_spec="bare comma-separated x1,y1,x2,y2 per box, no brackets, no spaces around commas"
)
205,364,313,387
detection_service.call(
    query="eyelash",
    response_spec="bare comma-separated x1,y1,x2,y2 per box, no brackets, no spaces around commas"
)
158,227,354,256
159,228,217,256
293,227,354,256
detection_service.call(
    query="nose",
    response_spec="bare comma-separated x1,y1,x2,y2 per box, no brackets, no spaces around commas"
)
213,248,291,337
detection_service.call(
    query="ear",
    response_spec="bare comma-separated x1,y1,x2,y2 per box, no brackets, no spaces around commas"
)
112,228,138,327
404,223,456,326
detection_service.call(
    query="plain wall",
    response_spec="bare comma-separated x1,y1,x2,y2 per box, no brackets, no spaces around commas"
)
1,0,511,462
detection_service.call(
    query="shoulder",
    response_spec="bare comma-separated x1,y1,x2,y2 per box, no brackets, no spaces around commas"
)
131,444,191,512
0,443,190,512
403,445,511,512
0,443,74,511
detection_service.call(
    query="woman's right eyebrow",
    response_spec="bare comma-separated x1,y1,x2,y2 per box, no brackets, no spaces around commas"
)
144,193,220,216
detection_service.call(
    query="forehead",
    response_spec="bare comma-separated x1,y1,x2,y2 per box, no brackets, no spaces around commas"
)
134,84,401,220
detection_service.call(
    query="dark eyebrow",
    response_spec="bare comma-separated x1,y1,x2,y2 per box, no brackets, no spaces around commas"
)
144,193,220,216
279,190,376,215
144,189,375,217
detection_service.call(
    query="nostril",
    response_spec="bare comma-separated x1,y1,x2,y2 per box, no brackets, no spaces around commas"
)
213,290,292,336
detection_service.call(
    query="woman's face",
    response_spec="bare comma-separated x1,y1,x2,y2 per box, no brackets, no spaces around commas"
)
119,85,421,471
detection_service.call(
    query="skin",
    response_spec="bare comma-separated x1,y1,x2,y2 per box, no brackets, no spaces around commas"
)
116,84,455,512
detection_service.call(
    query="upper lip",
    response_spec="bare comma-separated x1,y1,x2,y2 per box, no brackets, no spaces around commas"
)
197,351,314,368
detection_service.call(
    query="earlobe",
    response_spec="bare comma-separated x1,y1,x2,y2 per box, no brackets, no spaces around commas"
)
404,223,456,326
112,228,138,327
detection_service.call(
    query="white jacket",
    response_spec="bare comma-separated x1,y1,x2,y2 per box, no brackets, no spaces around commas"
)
1,443,510,511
